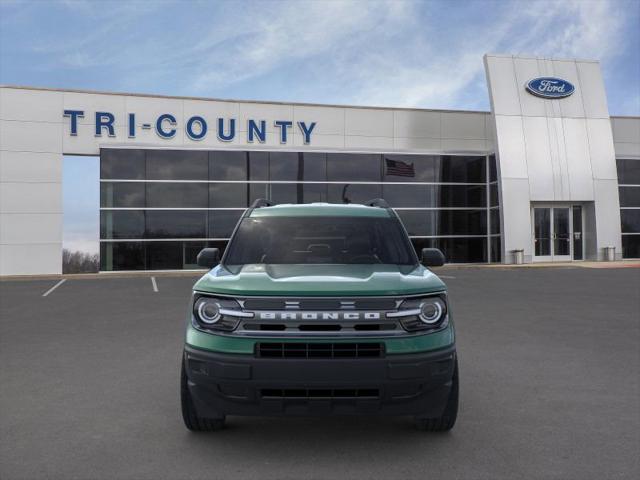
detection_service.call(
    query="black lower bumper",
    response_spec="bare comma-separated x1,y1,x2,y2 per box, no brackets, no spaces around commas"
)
184,344,456,417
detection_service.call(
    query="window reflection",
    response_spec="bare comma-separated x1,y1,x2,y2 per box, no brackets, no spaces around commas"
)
146,183,208,208
146,150,208,180
210,151,248,180
100,149,145,179
100,149,502,268
327,154,381,182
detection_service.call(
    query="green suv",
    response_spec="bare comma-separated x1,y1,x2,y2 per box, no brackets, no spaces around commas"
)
181,199,458,432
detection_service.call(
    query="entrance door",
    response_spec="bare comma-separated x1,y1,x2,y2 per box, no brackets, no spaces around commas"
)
552,207,571,261
532,205,582,262
533,207,552,261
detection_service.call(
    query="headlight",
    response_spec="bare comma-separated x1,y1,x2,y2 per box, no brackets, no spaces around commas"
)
192,294,252,331
195,298,221,324
419,298,445,325
388,294,448,331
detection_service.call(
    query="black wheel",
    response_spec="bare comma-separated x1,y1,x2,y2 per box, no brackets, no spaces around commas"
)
181,359,225,432
415,359,459,432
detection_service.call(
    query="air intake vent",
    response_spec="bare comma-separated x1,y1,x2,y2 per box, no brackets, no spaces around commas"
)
261,388,379,398
256,342,384,358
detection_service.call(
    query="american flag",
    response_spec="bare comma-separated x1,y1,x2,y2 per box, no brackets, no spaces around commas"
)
385,158,415,177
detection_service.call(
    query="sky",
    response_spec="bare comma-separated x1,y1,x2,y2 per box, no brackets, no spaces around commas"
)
1,0,639,253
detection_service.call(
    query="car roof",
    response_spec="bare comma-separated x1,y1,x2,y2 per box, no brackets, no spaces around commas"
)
248,203,392,218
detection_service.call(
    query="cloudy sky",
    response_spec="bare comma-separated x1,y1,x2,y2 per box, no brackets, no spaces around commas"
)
1,0,639,253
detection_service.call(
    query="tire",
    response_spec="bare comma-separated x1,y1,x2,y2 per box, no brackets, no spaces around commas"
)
414,359,459,432
181,358,225,432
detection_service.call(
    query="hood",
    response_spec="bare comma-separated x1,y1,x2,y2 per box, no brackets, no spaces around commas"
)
193,264,446,297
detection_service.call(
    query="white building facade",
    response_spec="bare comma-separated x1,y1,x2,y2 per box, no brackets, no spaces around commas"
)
0,54,639,275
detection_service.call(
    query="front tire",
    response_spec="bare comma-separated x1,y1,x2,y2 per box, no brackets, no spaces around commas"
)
414,359,459,432
181,359,225,432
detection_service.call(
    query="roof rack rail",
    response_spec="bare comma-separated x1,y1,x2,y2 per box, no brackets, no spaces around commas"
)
250,198,274,209
364,198,390,208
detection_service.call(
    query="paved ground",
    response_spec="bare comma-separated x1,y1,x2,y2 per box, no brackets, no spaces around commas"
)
1,266,638,480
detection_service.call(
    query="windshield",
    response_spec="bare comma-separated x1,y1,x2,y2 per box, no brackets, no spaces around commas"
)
223,215,417,268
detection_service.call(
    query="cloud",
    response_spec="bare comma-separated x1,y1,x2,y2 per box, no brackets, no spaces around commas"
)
3,0,637,113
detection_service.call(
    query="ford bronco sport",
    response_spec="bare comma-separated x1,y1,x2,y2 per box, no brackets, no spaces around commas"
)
181,199,458,431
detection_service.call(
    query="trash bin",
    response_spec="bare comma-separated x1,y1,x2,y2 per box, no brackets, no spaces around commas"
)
513,249,524,265
604,246,616,262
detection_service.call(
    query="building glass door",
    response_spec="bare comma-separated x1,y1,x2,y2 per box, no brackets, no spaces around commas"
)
534,207,552,260
532,205,583,262
552,207,572,261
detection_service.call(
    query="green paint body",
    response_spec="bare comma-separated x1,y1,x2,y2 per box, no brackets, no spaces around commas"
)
194,264,446,297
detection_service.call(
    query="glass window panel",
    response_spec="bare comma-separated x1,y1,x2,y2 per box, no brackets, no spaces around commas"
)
327,153,381,182
396,210,487,236
327,183,382,204
300,183,328,203
100,242,145,270
302,153,327,181
490,184,499,206
435,184,486,207
490,236,501,263
210,151,248,180
249,152,269,181
210,183,248,208
617,158,640,185
250,183,268,204
489,155,497,182
269,152,300,181
622,235,640,258
146,150,208,180
490,209,501,234
384,184,486,208
269,183,299,204
208,210,243,238
100,182,145,208
100,211,145,239
383,155,437,182
621,210,640,233
619,186,640,207
146,183,208,208
146,242,184,270
100,149,145,179
383,184,427,208
146,210,207,238
437,156,486,183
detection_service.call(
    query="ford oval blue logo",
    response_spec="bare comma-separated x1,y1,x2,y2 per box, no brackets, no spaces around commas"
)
526,77,575,99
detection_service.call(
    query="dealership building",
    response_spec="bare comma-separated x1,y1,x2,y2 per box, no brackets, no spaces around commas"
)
0,53,639,275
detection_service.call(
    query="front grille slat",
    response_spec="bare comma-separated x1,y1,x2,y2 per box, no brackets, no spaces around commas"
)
260,388,380,399
257,342,384,359
242,298,397,311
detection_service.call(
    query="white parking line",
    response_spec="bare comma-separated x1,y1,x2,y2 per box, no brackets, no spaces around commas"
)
151,276,158,292
42,279,66,297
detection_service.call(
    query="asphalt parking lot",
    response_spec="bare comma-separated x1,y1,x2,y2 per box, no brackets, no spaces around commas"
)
1,266,639,480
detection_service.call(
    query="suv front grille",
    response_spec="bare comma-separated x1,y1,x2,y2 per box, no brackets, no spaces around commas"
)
261,388,379,398
243,298,397,311
256,342,384,359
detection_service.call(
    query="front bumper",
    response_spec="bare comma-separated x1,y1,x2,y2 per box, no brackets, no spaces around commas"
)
184,344,456,417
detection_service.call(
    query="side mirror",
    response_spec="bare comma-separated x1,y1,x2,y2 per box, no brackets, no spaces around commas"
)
421,248,445,267
197,248,220,268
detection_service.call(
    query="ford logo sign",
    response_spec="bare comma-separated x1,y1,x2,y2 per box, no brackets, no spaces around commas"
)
526,77,575,99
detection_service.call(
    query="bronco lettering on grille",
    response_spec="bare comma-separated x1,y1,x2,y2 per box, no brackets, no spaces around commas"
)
256,312,382,321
